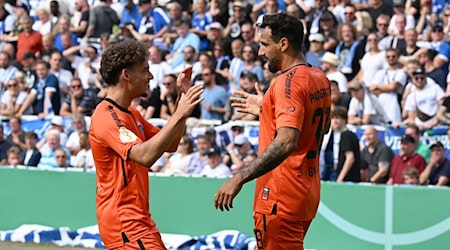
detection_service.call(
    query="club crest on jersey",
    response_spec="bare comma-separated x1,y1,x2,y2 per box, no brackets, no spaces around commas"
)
261,187,270,200
119,126,137,143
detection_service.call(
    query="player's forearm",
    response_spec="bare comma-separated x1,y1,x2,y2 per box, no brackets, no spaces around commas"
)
237,139,295,183
129,112,186,167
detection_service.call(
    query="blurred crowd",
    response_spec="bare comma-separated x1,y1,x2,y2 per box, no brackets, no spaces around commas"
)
0,0,449,185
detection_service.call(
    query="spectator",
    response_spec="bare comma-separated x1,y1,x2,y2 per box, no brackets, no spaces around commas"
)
6,146,22,166
5,116,26,151
324,107,361,182
230,71,258,121
404,124,432,163
419,49,447,91
53,15,79,52
70,0,90,38
41,33,58,63
72,131,94,169
223,1,252,40
317,11,339,52
21,131,41,167
212,40,231,82
32,8,53,35
361,126,394,183
159,74,179,120
402,167,420,185
387,135,426,184
367,0,394,29
374,15,392,51
0,79,28,117
173,45,197,74
206,22,225,53
241,22,258,49
49,51,73,100
321,52,348,93
167,20,200,69
37,129,70,169
436,95,450,125
200,68,228,122
330,80,351,111
419,141,450,186
335,23,365,80
18,60,61,118
398,28,423,65
403,68,445,130
162,1,190,47
224,134,254,173
162,135,194,175
59,78,97,117
370,48,407,124
54,147,71,168
131,0,170,43
347,81,387,125
306,33,326,68
389,0,415,35
354,32,386,87
65,112,87,156
148,45,173,91
0,51,18,97
37,116,68,150
260,61,275,92
84,0,119,39
187,134,212,175
62,44,100,89
200,145,232,178
227,39,244,91
0,124,12,164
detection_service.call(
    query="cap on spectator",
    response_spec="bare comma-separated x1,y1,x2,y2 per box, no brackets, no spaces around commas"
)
205,127,216,136
348,82,363,91
138,0,151,5
321,52,338,66
231,120,244,129
207,22,223,30
412,67,425,76
233,1,246,9
430,141,444,150
400,135,415,144
432,22,444,31
309,33,325,43
51,116,64,127
234,134,249,145
207,145,221,156
23,51,35,60
15,1,30,11
393,0,405,6
320,11,335,21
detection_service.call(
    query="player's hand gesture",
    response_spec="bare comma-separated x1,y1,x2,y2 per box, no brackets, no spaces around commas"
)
214,176,243,211
177,66,193,94
230,82,264,116
176,84,204,118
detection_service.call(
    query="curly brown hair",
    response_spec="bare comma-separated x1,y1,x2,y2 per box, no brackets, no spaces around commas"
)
100,40,149,86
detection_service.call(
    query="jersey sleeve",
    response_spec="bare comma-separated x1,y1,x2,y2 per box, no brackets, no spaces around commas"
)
272,73,306,131
91,107,143,160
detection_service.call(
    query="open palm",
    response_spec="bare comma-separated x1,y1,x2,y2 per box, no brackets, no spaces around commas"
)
230,82,264,116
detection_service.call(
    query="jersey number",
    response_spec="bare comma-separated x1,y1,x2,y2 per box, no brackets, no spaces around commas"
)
306,107,331,159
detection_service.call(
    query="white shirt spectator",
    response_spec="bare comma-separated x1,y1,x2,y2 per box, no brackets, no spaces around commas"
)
327,71,348,93
200,163,232,178
405,80,445,126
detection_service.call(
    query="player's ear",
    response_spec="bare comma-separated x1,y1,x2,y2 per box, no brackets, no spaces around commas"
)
122,68,131,82
279,37,289,52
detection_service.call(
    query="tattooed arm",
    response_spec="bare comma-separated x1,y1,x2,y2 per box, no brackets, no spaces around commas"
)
214,127,300,211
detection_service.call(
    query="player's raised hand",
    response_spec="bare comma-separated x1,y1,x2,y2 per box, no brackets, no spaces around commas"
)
177,66,193,94
176,84,204,117
230,82,264,116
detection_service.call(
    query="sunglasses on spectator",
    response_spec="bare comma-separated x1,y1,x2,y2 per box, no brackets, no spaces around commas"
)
414,76,425,80
7,83,18,88
71,85,82,89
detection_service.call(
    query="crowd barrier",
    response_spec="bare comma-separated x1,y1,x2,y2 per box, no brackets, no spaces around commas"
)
3,116,450,156
0,167,449,250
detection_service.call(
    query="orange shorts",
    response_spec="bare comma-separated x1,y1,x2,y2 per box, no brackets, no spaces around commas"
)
111,231,166,250
253,212,311,250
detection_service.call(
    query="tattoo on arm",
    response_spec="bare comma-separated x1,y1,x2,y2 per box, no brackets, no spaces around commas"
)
237,141,292,184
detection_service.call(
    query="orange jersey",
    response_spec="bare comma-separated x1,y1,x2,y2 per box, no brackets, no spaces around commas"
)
89,98,160,249
254,64,331,221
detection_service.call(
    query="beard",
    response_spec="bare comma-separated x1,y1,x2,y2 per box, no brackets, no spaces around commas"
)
268,56,280,73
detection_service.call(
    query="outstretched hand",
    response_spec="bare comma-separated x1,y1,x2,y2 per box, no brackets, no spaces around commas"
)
230,82,264,116
176,84,204,118
177,66,193,94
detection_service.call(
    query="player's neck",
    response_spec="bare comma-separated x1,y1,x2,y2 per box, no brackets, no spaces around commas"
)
105,88,134,109
280,53,306,72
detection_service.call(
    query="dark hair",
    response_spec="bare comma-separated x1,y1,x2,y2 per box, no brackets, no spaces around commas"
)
100,40,148,86
9,116,22,125
25,131,38,139
36,60,50,69
240,70,257,81
406,124,420,135
257,13,304,52
332,106,348,120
